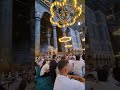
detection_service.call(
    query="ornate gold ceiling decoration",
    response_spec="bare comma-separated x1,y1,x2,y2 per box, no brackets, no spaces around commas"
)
50,0,82,28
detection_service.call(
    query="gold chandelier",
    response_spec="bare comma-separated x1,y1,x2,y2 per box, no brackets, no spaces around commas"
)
59,36,71,42
65,45,72,48
50,0,82,28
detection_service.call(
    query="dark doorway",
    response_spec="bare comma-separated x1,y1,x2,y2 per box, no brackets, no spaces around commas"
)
12,0,34,64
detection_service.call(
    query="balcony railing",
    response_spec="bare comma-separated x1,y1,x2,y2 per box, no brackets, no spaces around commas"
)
41,0,51,6
36,0,51,7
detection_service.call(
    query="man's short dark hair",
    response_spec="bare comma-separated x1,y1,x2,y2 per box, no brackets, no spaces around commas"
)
97,69,109,82
57,60,69,71
76,55,80,60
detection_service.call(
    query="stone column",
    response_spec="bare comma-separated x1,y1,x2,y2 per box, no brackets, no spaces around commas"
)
53,25,58,50
35,12,42,52
75,30,81,48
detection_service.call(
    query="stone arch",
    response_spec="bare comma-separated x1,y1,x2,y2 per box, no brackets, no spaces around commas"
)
40,12,52,53
41,12,63,52
41,11,63,52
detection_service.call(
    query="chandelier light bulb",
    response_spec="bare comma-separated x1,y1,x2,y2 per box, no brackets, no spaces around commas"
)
50,0,82,28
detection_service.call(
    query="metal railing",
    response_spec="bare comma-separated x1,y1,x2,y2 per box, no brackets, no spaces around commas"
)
37,0,51,7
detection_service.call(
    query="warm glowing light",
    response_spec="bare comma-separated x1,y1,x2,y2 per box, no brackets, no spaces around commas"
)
82,38,85,41
79,32,82,34
78,22,81,25
65,45,72,48
59,36,71,42
50,0,82,28
82,48,85,50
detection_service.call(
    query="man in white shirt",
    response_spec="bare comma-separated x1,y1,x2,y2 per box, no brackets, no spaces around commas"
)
54,60,85,90
73,55,85,77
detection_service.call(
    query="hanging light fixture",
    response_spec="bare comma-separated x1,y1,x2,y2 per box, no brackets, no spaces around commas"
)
65,45,72,48
59,36,71,42
50,0,82,28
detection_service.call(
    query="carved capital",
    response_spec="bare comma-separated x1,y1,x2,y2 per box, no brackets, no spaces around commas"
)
35,12,43,19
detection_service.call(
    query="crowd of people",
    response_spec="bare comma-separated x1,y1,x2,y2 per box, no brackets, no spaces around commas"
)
35,53,85,90
0,68,35,90
35,53,120,90
0,53,119,90
85,59,120,90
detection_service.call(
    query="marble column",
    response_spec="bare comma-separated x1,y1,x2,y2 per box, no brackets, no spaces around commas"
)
75,30,81,49
53,25,58,50
35,12,42,52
